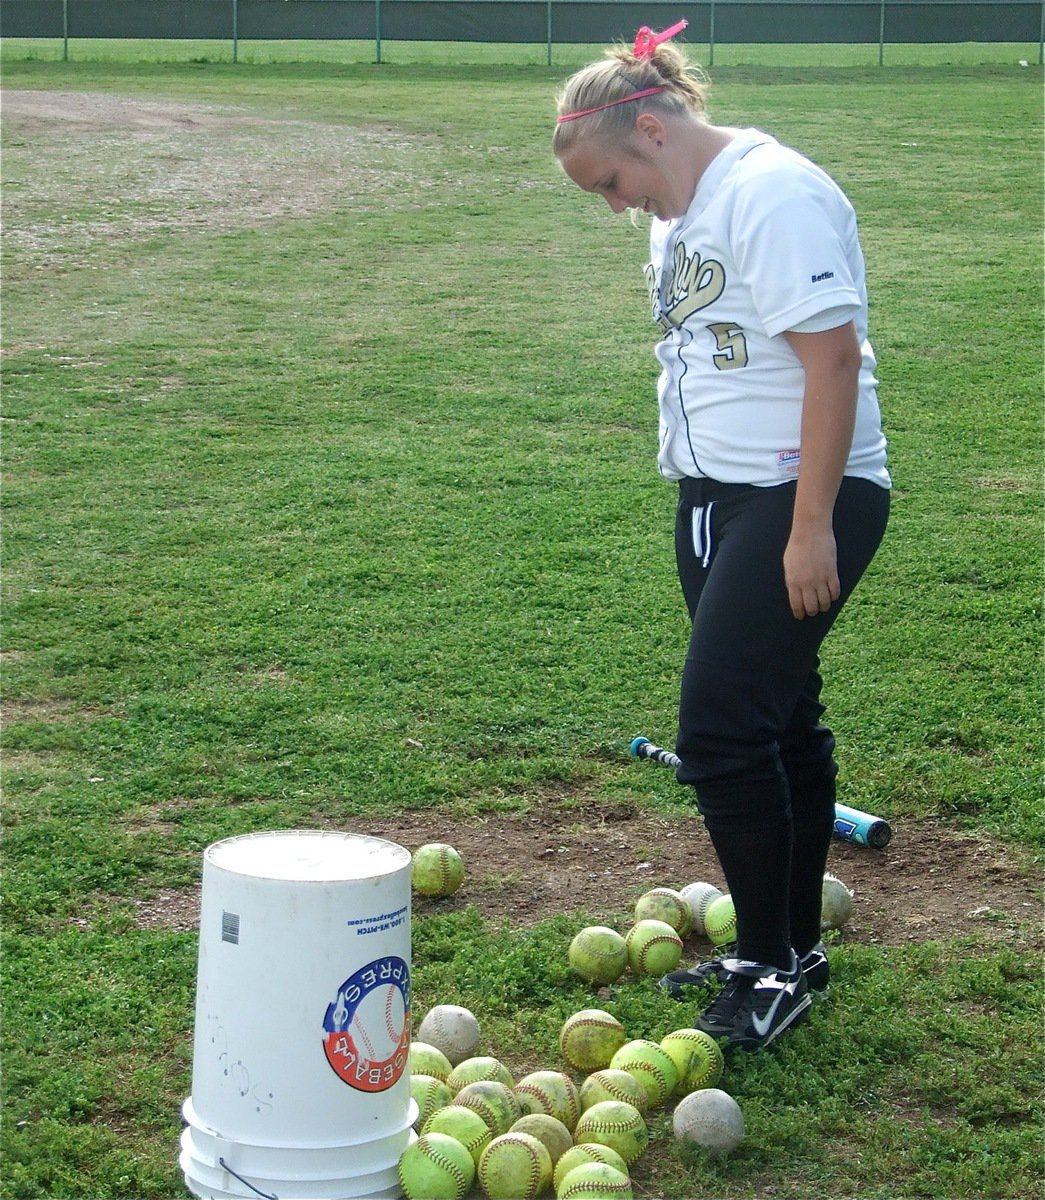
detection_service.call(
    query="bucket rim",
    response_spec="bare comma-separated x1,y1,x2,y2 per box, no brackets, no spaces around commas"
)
182,1097,419,1151
203,829,411,882
180,1133,409,1188
180,1147,406,1199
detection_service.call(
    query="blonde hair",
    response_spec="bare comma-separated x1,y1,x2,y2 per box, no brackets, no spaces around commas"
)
553,42,709,157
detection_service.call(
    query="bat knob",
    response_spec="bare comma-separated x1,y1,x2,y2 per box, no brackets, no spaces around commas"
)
629,736,651,757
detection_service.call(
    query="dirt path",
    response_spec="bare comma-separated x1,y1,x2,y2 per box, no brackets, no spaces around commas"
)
130,803,1041,952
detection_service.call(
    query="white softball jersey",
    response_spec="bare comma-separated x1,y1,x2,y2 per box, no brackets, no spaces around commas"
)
646,128,891,488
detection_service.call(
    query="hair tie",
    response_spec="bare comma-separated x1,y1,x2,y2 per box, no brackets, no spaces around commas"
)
556,84,666,124
633,18,688,59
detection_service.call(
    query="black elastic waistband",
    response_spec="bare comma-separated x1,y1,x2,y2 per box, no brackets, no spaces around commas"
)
677,476,762,506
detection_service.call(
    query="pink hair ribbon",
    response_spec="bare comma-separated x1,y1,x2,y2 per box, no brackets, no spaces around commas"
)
633,18,688,59
555,18,688,124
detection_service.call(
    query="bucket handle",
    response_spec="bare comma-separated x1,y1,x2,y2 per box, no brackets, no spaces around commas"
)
218,1157,279,1200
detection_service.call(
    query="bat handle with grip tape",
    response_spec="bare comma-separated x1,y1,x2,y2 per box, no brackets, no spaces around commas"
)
630,736,892,849
630,736,681,769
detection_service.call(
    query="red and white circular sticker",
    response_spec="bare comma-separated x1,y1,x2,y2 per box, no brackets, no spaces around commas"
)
322,955,410,1092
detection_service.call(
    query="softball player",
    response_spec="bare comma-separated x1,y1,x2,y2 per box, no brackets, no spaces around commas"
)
554,24,890,1051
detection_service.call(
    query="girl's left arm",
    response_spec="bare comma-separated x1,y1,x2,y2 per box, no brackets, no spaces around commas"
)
781,321,861,620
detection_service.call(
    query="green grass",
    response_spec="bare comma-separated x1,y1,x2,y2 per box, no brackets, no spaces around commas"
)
2,55,1042,1199
3,36,1042,67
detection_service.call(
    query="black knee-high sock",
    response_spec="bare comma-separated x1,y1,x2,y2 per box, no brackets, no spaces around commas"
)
787,785,836,957
705,816,794,972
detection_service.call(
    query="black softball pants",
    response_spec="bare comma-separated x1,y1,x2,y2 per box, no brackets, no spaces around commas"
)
674,475,889,969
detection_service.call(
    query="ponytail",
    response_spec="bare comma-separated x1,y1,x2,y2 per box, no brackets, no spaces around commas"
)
553,41,709,156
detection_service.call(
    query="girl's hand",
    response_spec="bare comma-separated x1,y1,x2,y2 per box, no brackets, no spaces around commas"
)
781,322,861,620
783,525,840,619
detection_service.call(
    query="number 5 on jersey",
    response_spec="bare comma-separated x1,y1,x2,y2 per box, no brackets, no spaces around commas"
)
707,322,749,370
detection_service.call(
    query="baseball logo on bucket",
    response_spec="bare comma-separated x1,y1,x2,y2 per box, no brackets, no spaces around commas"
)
323,954,411,1092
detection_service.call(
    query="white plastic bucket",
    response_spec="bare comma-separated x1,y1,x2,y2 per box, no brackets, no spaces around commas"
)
178,1125,412,1200
181,831,415,1200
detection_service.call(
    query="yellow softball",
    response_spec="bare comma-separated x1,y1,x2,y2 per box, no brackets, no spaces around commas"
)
559,1009,627,1072
478,1131,552,1200
573,1100,649,1166
633,887,693,937
607,1040,678,1108
624,920,683,977
659,1028,724,1094
412,842,465,897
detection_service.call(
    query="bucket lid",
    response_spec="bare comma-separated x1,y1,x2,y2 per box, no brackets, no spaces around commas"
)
205,831,410,883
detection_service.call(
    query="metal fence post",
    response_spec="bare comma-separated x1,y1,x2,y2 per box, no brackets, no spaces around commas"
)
879,0,886,65
546,0,552,66
232,0,238,63
62,0,69,60
376,0,382,63
708,0,715,66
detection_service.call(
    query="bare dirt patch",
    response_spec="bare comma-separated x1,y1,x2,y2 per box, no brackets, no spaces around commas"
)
129,803,1041,953
0,698,116,728
2,89,429,270
2,90,271,131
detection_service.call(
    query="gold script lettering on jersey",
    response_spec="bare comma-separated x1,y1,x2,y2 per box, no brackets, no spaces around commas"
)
647,240,725,332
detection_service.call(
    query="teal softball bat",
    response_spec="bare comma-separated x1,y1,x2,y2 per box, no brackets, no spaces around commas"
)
630,736,891,848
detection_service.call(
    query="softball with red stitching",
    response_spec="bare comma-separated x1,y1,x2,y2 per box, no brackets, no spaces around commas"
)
478,1131,552,1200
568,926,628,985
455,1080,523,1136
624,919,683,977
513,1070,582,1132
447,1055,515,1092
703,894,737,947
559,1009,627,1072
607,1040,678,1108
573,1100,649,1166
578,1068,650,1115
659,1028,724,1094
410,1040,454,1082
552,1144,630,1194
558,1161,634,1200
397,1131,476,1200
633,887,693,937
422,1104,494,1170
412,842,465,897
410,1072,454,1129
